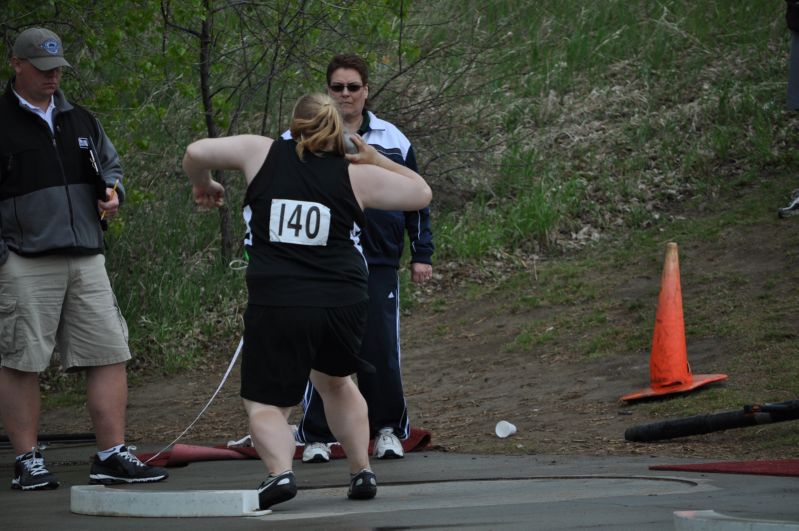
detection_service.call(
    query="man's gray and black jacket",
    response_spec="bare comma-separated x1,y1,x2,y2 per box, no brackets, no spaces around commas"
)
0,80,124,265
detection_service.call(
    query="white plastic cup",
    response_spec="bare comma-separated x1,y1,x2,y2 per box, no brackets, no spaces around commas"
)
495,420,517,438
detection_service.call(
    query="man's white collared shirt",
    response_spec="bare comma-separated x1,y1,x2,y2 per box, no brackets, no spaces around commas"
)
13,88,56,133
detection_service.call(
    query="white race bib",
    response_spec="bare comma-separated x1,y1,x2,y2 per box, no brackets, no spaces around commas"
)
269,199,330,246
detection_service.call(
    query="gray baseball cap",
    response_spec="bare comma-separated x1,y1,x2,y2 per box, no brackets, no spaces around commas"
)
13,28,71,70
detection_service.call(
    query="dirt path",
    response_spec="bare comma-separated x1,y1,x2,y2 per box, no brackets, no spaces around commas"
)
34,214,799,461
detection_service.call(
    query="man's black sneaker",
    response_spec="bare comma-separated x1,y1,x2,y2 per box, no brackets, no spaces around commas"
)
89,446,169,484
257,471,297,509
12,448,59,491
347,469,377,500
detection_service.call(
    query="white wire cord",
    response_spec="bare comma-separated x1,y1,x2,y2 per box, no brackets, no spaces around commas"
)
144,337,243,464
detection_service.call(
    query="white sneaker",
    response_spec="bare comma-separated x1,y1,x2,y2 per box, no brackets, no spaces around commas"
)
373,428,404,459
302,442,331,463
779,190,799,218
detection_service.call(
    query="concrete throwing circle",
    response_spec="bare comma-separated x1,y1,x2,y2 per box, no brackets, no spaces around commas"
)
70,475,713,519
674,510,799,531
71,486,270,517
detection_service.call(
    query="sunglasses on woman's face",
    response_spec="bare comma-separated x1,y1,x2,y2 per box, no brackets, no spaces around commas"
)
329,83,363,93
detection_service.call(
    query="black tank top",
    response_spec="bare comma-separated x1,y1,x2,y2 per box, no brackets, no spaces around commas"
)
243,138,368,306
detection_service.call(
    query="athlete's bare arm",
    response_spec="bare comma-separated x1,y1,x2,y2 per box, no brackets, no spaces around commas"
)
346,134,432,212
183,135,274,208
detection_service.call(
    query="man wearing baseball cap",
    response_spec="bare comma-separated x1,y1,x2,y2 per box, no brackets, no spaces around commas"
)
12,27,72,70
0,28,169,490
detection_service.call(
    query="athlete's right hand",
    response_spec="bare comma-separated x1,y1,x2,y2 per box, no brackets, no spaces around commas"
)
193,180,225,209
345,134,381,166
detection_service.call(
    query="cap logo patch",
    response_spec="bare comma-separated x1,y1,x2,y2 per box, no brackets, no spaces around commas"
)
40,39,61,55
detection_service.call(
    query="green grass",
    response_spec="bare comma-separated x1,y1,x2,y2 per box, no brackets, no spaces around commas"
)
487,155,799,413
433,0,789,263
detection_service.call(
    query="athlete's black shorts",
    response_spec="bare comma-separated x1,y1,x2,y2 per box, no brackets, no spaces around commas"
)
240,301,369,407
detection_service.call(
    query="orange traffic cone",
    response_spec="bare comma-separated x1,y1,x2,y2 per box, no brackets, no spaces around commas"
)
621,242,727,402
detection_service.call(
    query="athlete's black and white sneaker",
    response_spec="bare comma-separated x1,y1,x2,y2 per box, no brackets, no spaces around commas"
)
257,471,297,509
347,468,377,500
12,448,59,491
89,446,169,484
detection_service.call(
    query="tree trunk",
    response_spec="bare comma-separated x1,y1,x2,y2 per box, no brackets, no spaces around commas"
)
199,4,233,261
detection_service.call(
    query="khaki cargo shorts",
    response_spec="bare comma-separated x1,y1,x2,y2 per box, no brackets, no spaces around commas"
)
0,252,131,372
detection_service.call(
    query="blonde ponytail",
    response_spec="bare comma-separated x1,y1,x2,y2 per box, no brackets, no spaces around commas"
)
290,93,347,159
